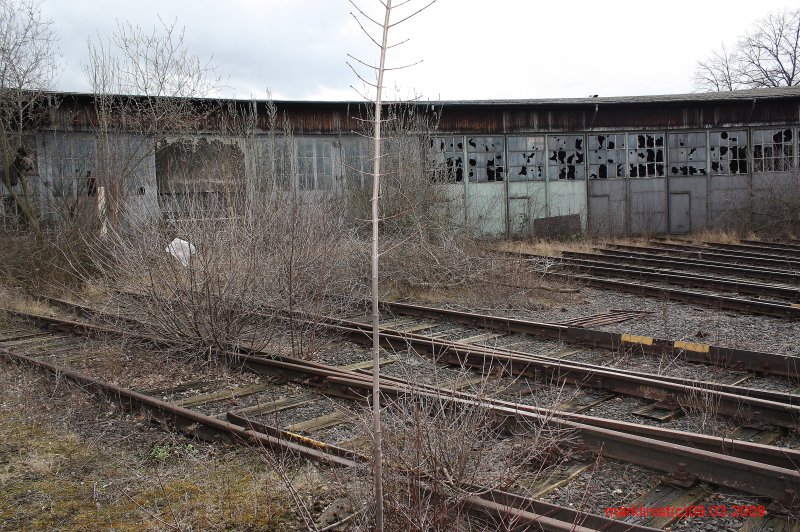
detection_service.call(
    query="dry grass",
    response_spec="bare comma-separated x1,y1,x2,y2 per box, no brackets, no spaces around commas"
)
493,238,601,258
0,285,57,316
0,361,335,531
659,228,756,244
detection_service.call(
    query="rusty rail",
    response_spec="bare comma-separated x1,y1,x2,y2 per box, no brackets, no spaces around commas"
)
7,307,800,502
563,249,800,284
0,322,654,531
552,256,800,301
379,300,800,379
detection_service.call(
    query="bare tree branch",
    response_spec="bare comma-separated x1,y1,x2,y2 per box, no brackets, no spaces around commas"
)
695,8,800,91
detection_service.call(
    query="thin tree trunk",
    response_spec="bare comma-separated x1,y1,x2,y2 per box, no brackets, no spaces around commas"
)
371,2,392,530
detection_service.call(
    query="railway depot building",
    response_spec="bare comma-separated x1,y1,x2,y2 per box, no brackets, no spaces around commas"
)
4,86,800,237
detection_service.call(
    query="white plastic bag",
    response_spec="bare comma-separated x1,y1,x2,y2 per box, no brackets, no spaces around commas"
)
166,238,196,267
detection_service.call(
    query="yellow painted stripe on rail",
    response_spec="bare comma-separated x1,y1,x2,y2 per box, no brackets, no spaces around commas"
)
792,303,800,309
285,431,327,449
621,333,653,346
674,341,710,353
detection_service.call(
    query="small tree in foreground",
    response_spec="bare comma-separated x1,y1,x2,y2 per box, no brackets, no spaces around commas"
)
347,1,436,528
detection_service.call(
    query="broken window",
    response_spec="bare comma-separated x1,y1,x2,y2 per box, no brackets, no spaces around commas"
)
51,137,96,197
467,136,504,182
255,135,294,189
430,136,464,182
297,138,337,190
508,136,545,181
710,131,747,175
752,128,793,172
340,136,371,188
547,134,584,180
627,132,665,177
668,132,707,176
157,137,245,194
588,134,626,179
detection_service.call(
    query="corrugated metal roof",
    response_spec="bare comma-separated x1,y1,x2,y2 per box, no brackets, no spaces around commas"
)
421,87,800,107
52,86,800,108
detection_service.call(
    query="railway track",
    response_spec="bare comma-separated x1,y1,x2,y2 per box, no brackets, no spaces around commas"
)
562,249,800,285
0,314,643,531
37,296,800,430
650,238,800,261
373,300,799,379
606,243,798,271
741,239,800,253
651,237,800,259
7,304,800,505
551,256,800,302
500,240,800,319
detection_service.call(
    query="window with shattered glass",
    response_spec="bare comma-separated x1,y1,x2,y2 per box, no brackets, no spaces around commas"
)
588,134,626,179
298,138,336,190
547,134,584,180
430,136,464,182
467,136,504,182
710,131,747,175
668,132,707,176
627,132,665,177
254,136,294,188
340,137,370,188
752,128,793,172
52,137,96,197
508,136,545,181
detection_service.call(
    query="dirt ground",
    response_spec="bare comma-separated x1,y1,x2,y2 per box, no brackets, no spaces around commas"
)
0,360,336,531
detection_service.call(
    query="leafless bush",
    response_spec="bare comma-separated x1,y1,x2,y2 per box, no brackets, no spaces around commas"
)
79,188,356,360
0,228,92,294
340,372,579,531
678,384,728,437
748,170,800,238
344,103,452,239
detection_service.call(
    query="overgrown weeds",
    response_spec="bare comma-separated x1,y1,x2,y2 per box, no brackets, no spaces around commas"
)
335,364,580,531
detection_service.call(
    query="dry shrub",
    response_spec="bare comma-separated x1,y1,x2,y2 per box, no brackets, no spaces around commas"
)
340,373,578,531
748,170,800,238
678,384,729,437
81,189,358,359
0,228,91,294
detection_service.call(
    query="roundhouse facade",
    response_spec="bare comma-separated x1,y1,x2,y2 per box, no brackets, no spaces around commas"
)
4,87,800,236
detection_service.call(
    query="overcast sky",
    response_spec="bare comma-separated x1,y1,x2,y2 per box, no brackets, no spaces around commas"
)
41,0,800,102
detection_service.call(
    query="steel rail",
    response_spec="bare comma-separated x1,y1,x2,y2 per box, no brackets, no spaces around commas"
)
551,256,800,301
5,307,800,503
378,300,800,379
362,368,800,471
561,249,800,284
0,347,357,466
318,318,799,430
21,301,800,465
742,239,800,252
0,323,656,530
546,271,800,319
607,244,798,270
642,240,800,262
676,240,800,259
651,240,800,261
29,298,800,408
595,246,799,277
650,236,800,259
212,345,800,501
297,361,800,502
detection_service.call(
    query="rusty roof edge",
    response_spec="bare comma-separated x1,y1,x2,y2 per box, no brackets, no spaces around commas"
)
47,86,800,109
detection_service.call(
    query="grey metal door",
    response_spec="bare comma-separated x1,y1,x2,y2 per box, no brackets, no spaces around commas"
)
508,197,529,236
669,192,691,234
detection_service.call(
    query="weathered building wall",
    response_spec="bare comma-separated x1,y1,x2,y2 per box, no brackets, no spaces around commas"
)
5,88,800,237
